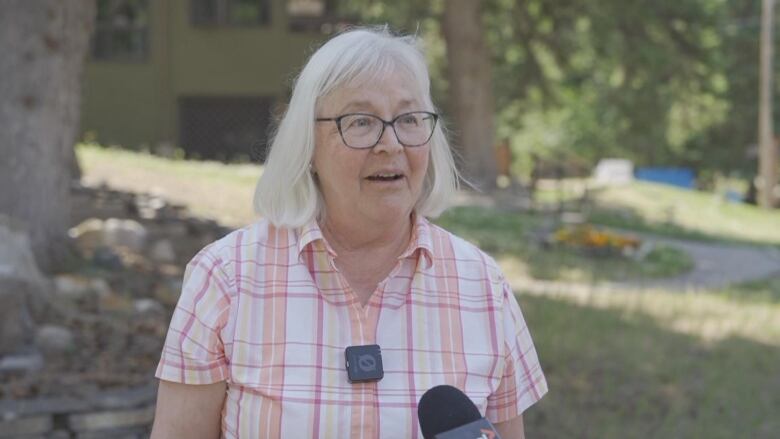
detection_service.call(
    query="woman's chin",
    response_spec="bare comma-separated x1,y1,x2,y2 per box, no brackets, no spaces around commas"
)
363,201,415,224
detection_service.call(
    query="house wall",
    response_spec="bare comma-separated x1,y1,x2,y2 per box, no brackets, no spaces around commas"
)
81,0,326,151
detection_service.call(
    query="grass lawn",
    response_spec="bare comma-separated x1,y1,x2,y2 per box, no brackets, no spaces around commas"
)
437,206,693,283
77,143,261,227
77,145,780,437
522,287,780,438
536,179,780,247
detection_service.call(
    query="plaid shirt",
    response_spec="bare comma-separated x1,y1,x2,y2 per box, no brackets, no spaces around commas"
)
156,216,547,438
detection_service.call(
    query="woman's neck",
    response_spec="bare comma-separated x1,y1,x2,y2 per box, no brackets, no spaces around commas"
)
319,213,414,306
320,212,413,256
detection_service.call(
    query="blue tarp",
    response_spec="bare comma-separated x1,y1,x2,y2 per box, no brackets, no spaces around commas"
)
635,167,696,189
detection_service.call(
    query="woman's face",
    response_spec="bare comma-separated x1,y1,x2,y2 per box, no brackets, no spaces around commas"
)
313,71,431,227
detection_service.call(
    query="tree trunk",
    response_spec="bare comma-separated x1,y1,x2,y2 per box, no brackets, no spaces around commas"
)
0,1,96,273
442,0,498,190
758,0,777,208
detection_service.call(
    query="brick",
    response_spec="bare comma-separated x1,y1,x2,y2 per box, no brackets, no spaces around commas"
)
68,405,154,432
0,415,52,437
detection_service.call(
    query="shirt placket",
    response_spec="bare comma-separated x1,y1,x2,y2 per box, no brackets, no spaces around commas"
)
340,260,405,439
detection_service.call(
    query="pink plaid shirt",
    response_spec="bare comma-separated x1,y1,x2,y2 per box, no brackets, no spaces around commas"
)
156,216,547,438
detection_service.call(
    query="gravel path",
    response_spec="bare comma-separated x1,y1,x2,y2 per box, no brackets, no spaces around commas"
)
510,234,780,295
621,234,780,291
456,191,780,293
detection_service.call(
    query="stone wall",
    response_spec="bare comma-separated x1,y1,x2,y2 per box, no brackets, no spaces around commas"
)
0,382,156,438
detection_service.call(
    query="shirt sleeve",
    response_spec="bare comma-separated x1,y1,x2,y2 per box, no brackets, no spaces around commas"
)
485,281,548,423
155,245,232,384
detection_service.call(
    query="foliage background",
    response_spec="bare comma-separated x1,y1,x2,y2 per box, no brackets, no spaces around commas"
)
339,0,779,179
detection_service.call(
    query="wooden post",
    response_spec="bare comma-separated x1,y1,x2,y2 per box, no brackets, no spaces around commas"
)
758,0,777,208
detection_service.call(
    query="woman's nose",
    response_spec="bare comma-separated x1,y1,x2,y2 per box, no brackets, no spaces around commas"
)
372,123,404,153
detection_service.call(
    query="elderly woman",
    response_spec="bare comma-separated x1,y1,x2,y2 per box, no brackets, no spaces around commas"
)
151,27,547,439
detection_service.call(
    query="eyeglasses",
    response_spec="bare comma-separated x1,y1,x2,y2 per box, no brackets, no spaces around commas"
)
315,111,438,149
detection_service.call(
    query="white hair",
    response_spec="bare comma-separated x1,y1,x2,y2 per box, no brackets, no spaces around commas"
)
253,26,460,228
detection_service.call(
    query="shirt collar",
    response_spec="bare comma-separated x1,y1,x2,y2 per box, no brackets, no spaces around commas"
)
296,214,435,269
401,214,434,269
296,218,335,257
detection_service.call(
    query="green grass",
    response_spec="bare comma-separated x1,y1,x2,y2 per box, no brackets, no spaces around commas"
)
521,291,780,438
533,179,780,247
585,181,780,247
435,206,694,283
77,143,261,226
714,276,780,304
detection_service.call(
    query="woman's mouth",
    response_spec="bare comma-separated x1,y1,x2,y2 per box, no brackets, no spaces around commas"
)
366,173,404,182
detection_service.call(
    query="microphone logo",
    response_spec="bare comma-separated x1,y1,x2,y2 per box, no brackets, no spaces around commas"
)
357,354,377,371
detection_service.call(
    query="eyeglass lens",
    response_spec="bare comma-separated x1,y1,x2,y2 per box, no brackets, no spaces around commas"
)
339,112,435,148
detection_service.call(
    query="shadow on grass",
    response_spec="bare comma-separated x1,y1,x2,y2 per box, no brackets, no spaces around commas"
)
520,294,780,439
435,206,691,283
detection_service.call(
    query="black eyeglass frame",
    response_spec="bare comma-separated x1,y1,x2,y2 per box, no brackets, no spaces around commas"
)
315,111,439,149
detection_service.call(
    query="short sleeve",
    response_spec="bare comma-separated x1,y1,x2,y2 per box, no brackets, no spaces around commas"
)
485,282,548,422
155,246,232,384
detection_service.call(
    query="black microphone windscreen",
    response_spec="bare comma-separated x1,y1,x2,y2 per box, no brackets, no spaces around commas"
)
418,385,482,439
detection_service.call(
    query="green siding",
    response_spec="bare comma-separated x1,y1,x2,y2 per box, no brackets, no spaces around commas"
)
81,0,326,151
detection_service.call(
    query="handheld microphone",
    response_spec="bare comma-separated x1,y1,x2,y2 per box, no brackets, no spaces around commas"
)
417,385,502,439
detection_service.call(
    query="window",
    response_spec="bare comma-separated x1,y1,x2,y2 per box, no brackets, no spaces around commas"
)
191,0,271,27
179,96,274,162
92,0,149,61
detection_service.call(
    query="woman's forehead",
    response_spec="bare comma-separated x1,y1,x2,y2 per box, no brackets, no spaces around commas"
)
319,70,424,114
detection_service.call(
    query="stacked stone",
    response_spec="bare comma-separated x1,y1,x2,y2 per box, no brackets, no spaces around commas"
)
0,383,156,439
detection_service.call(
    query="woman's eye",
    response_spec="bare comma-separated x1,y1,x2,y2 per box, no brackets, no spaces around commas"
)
348,117,374,128
399,115,420,126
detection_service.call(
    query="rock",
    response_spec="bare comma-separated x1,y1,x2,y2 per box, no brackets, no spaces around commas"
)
0,349,44,372
0,216,48,355
99,292,134,313
146,196,166,211
92,246,123,270
35,325,76,355
75,426,150,439
198,232,218,249
71,218,150,254
103,219,147,253
148,239,176,263
90,278,112,297
153,279,181,306
0,414,52,437
0,278,38,354
162,221,188,238
54,275,94,301
0,215,46,284
67,405,155,432
133,298,164,315
93,383,158,410
68,218,106,252
0,396,90,417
